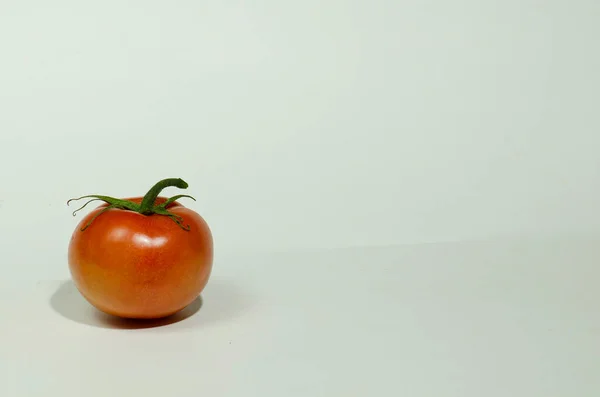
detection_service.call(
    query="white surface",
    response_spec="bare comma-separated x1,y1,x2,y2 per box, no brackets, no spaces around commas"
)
1,0,600,260
1,239,599,396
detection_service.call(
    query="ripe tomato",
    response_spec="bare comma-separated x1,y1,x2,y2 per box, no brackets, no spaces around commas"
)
67,178,213,319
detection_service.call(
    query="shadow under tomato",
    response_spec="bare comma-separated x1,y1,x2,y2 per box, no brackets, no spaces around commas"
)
49,280,202,329
49,278,252,330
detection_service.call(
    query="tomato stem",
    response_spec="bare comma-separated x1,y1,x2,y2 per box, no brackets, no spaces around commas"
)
139,178,189,215
67,178,197,231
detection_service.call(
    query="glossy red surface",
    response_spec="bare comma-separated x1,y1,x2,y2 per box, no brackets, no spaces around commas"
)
68,197,213,319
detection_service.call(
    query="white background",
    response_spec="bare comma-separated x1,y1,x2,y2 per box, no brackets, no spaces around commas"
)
1,1,599,396
1,1,600,272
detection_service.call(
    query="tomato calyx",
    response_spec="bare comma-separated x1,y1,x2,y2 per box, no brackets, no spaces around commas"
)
67,178,197,231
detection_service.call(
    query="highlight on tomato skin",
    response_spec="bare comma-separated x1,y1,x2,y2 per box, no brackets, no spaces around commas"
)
67,178,213,319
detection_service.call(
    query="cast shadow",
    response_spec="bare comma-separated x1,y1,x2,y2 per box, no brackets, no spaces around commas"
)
49,279,250,330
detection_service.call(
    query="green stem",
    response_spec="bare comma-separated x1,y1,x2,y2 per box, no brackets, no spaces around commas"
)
67,178,197,231
139,178,189,215
157,194,196,209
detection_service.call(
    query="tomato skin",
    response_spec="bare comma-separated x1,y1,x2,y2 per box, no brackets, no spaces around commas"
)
68,196,213,319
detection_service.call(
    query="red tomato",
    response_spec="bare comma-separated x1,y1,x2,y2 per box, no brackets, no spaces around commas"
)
67,178,213,319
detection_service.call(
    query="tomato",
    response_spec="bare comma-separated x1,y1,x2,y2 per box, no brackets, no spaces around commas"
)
67,178,213,319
